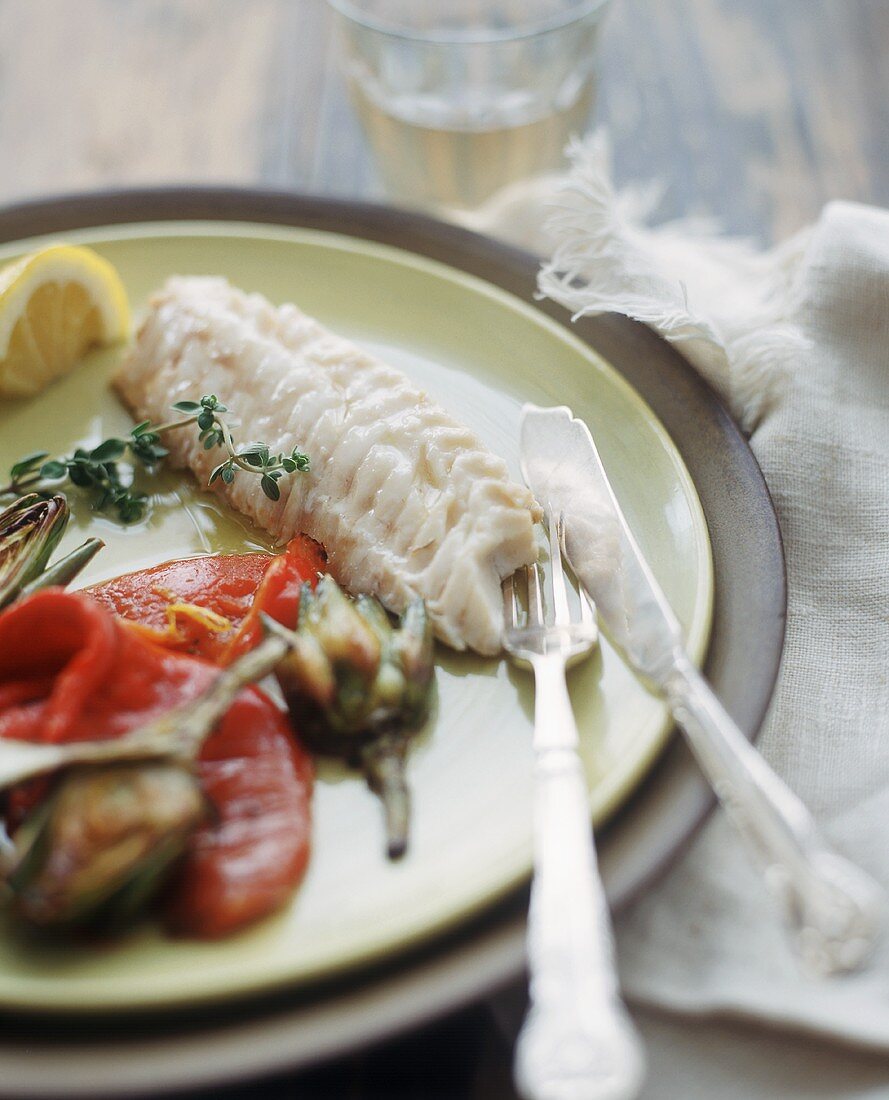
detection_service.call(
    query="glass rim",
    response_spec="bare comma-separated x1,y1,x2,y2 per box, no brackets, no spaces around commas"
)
325,0,609,44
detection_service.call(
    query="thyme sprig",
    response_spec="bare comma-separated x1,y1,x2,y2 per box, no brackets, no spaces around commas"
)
0,394,310,524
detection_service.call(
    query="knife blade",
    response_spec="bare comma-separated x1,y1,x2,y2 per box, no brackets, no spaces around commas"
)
520,402,883,977
520,404,685,690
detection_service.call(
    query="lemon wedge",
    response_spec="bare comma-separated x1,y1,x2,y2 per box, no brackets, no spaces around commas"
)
0,244,130,398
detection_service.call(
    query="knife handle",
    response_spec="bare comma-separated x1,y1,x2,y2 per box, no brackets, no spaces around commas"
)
665,654,883,975
514,656,645,1100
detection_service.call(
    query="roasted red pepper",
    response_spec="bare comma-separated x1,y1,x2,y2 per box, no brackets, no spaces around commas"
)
85,552,272,661
86,536,326,663
224,536,327,661
0,589,210,744
0,589,313,938
164,689,313,939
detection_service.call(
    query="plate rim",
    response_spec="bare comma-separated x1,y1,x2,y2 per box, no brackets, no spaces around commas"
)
0,188,786,1095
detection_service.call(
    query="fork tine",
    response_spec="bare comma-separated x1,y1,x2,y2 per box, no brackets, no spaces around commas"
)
502,573,518,629
579,587,596,625
547,509,571,626
556,513,596,626
526,563,544,627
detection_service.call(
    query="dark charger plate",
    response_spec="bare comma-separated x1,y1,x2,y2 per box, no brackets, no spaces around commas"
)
0,191,785,1097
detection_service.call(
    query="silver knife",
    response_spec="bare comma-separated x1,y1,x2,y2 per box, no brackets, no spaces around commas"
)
520,402,882,976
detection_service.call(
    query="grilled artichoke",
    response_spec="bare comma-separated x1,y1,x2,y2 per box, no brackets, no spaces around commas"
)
274,576,434,859
0,495,68,608
0,494,102,608
7,761,206,932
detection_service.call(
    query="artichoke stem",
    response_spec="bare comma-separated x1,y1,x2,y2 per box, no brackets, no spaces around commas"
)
361,734,410,860
19,537,105,598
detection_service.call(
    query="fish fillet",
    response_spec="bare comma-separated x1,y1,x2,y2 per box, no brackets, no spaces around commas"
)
115,277,541,655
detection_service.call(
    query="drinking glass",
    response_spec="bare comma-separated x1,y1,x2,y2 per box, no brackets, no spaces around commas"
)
327,1,609,220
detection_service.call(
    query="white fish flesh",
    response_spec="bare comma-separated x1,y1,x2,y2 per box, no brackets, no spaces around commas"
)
115,277,541,655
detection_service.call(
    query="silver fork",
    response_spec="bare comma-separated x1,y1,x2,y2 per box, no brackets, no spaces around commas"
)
504,512,645,1100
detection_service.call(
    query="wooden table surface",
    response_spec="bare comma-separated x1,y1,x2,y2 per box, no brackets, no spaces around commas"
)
2,2,887,1098
2,0,887,242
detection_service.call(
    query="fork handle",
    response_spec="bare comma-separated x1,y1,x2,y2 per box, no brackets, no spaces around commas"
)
664,654,883,976
514,656,645,1100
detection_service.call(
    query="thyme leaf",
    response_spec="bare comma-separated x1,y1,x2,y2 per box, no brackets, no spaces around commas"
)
0,394,310,524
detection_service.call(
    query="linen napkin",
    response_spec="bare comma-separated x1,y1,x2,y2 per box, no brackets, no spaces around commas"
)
483,132,889,1047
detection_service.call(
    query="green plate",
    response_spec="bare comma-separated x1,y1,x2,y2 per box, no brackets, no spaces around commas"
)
0,222,712,1012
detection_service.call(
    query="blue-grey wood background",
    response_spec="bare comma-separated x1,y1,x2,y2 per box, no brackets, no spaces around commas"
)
3,0,886,242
